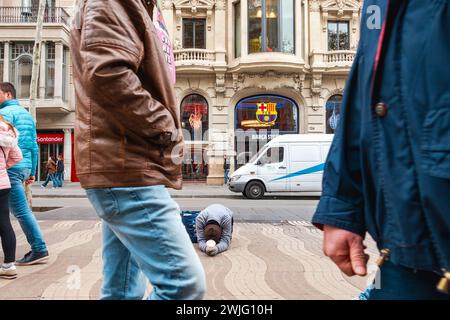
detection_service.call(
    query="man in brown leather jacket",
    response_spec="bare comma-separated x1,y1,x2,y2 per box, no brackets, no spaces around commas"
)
70,0,205,300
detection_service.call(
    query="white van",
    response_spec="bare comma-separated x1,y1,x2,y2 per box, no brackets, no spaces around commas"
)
228,134,333,199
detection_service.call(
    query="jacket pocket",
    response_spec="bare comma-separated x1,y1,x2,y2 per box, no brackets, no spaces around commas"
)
85,188,120,222
421,106,450,179
147,112,178,147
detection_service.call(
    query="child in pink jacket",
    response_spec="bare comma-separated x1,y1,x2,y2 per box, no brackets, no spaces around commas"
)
0,114,22,279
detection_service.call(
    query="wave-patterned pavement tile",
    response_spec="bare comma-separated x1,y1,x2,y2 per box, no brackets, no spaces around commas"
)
223,224,284,300
241,223,329,300
197,247,234,300
0,221,101,293
262,224,365,299
40,247,103,300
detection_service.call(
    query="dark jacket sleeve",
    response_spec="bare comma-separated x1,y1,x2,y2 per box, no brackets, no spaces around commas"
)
312,52,366,237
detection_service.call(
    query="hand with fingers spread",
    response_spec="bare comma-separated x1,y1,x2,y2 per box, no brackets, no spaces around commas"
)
323,225,369,276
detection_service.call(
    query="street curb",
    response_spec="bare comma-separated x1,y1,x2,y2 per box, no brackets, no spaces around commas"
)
33,194,242,199
33,194,321,200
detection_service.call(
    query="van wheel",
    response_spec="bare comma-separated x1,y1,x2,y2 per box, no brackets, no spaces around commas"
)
245,181,265,199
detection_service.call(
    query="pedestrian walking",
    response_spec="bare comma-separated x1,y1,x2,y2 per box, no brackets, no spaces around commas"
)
70,0,205,300
312,0,450,300
41,156,57,189
196,204,234,256
0,82,49,265
0,115,22,279
55,154,64,188
223,155,230,185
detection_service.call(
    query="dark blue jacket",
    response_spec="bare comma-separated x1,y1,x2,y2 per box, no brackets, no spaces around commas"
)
0,99,39,177
313,0,450,277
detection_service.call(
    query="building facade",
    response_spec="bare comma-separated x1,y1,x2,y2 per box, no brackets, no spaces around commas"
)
0,0,362,184
166,0,361,184
0,0,76,182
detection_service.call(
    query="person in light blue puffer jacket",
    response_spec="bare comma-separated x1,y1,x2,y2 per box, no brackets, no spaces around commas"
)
0,82,49,265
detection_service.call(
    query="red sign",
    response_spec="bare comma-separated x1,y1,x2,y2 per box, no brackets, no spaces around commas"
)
37,134,64,144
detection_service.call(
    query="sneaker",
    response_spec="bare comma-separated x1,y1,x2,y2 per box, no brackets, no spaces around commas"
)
40,185,46,188
16,251,49,266
0,264,17,279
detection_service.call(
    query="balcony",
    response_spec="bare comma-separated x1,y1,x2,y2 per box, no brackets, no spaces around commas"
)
19,98,72,114
174,49,217,73
0,6,71,44
228,52,306,73
310,50,356,73
0,7,70,27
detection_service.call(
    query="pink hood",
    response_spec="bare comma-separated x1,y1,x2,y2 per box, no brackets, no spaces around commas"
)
0,122,22,190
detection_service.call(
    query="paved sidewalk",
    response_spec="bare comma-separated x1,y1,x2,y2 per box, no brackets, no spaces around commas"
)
0,218,378,300
31,183,321,199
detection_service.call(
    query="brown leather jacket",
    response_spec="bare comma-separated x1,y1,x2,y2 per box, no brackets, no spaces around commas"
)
70,0,183,189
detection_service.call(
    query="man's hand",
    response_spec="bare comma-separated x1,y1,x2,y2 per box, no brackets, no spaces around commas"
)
206,245,219,257
323,225,368,277
25,176,36,185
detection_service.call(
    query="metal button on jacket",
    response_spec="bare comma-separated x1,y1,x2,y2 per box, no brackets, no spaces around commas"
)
375,102,388,117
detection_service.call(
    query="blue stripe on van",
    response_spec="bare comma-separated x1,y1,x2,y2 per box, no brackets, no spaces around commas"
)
270,163,325,182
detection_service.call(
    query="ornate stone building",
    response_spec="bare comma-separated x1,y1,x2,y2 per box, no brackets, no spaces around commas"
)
0,0,362,184
164,0,362,184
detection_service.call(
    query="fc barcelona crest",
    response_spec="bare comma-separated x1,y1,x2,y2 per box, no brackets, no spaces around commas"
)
256,102,278,126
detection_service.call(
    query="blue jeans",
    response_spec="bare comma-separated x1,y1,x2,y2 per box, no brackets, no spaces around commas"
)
366,261,450,300
224,169,230,184
8,167,48,253
42,173,57,188
54,172,64,187
86,185,206,300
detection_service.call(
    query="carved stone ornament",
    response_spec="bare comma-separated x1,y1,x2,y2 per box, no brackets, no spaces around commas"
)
215,0,226,10
161,0,173,10
216,73,226,93
293,74,306,92
311,74,323,95
173,0,215,11
232,73,245,92
309,0,321,12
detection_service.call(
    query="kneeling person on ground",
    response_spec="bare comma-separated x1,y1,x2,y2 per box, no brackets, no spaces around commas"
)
196,204,233,256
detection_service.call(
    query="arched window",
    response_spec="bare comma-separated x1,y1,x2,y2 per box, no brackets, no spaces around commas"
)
325,95,343,134
235,95,299,168
180,94,209,142
235,95,298,133
10,43,34,98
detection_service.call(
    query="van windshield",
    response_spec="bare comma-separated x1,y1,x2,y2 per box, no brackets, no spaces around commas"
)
249,146,268,164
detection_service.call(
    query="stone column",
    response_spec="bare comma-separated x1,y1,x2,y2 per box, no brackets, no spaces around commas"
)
3,42,9,82
295,0,302,61
206,128,229,185
63,129,72,181
214,0,226,66
309,0,322,54
303,0,309,63
39,41,46,98
240,0,248,57
161,0,174,40
54,42,64,99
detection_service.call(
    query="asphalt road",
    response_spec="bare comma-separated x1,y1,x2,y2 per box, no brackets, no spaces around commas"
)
33,197,319,223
